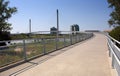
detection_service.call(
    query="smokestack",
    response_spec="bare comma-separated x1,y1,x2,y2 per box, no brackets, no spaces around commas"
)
29,19,31,34
57,9,59,37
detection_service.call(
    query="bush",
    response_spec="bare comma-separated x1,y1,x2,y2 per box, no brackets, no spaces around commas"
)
0,31,11,41
0,31,11,46
109,26,120,42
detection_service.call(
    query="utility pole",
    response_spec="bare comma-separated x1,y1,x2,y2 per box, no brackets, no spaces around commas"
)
57,9,59,38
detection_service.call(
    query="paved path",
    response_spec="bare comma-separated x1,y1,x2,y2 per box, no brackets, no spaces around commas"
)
1,33,113,76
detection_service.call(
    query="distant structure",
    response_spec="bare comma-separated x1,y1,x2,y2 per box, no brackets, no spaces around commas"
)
70,24,80,34
56,9,59,38
29,19,31,34
50,27,57,35
71,24,79,31
85,30,100,32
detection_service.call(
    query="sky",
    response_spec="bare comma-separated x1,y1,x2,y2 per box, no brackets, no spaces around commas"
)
8,0,111,33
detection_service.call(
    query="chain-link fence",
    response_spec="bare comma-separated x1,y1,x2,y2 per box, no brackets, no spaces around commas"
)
0,31,93,71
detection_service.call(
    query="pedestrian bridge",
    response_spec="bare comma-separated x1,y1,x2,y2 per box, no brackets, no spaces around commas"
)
1,33,119,76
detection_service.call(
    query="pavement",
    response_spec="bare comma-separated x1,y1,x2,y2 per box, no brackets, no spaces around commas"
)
0,33,115,76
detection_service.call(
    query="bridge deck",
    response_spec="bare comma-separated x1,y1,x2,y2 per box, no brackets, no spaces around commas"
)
1,33,113,76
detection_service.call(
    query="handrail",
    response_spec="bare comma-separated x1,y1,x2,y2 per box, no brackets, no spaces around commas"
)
108,40,120,65
107,33,120,45
107,34,120,76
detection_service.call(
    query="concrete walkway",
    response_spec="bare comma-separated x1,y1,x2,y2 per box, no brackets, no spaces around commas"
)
1,33,113,76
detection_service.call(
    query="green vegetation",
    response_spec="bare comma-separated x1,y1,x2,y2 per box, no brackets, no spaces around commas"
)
0,38,71,67
107,0,120,47
109,26,120,41
0,46,24,67
25,42,43,58
10,33,71,40
0,33,90,68
0,0,17,42
107,0,120,27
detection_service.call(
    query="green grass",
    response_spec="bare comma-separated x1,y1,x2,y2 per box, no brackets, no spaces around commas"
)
0,34,87,68
45,40,56,53
25,43,43,59
0,46,24,67
0,38,71,67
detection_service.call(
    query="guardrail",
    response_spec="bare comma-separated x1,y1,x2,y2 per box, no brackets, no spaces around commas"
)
107,34,120,76
0,32,93,72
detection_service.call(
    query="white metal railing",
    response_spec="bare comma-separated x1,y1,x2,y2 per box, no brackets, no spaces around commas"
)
107,34,120,76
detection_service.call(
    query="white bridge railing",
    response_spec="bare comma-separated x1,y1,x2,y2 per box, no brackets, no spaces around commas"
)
107,34,120,76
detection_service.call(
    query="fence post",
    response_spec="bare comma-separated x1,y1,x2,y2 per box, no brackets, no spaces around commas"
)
78,35,79,42
79,35,81,41
81,35,83,41
55,38,58,50
83,35,85,40
74,35,76,43
79,35,81,42
64,35,66,47
77,35,79,42
85,34,87,40
23,40,27,61
42,38,46,55
70,34,72,45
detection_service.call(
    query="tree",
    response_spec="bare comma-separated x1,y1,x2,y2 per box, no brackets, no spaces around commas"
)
108,0,120,43
0,0,17,41
107,0,120,27
109,26,120,43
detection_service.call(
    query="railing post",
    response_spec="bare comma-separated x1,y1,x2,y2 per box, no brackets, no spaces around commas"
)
23,40,27,61
107,43,111,57
113,40,116,45
111,54,115,69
